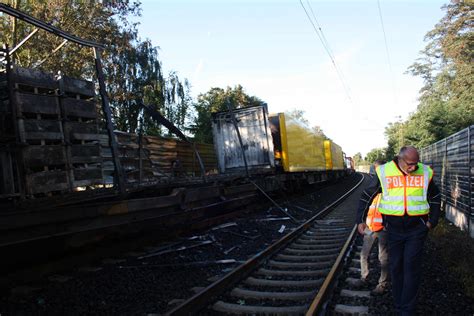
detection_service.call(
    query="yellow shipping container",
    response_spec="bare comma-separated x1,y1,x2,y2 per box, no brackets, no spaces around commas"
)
324,140,344,170
275,113,326,172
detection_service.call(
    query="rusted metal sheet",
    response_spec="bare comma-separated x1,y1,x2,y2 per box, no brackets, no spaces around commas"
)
421,125,473,237
212,105,275,173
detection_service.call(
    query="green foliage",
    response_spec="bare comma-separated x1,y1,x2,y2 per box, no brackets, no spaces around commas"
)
385,0,473,154
365,148,386,163
353,152,368,166
286,109,309,126
0,0,191,136
384,121,406,159
190,85,267,144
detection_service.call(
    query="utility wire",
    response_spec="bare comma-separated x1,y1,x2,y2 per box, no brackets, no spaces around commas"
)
299,0,354,105
377,0,397,105
306,0,355,102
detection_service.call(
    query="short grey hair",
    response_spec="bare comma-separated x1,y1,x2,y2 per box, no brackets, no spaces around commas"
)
399,146,418,157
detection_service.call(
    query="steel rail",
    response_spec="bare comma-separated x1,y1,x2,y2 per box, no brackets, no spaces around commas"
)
166,173,365,315
306,224,358,315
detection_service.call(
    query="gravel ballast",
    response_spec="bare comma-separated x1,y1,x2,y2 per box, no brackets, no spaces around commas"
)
0,175,360,315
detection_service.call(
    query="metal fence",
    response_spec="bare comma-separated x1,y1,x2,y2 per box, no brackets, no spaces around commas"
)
420,125,474,238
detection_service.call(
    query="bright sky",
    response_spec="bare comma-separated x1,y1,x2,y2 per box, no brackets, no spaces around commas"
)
136,0,446,157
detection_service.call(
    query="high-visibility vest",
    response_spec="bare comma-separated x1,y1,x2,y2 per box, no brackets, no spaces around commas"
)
366,193,383,232
376,160,433,216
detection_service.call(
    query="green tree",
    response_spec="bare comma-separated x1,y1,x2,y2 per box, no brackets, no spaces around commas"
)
353,152,365,166
286,109,309,126
0,1,192,135
190,85,267,143
384,121,406,159
0,0,140,78
395,0,474,149
365,148,386,164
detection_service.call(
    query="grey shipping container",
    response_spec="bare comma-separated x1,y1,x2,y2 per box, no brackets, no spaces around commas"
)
212,105,275,173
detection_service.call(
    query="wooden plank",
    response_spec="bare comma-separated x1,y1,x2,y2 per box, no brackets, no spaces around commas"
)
71,144,102,163
23,145,66,167
0,151,15,194
101,148,112,158
64,121,99,141
149,153,178,160
23,119,63,140
184,186,221,204
98,133,110,146
14,92,60,115
12,67,56,90
121,160,152,170
73,167,102,181
73,178,103,187
62,75,94,97
62,98,97,119
0,99,9,113
26,170,68,194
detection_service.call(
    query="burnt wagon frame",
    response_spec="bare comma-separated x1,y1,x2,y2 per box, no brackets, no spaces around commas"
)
0,4,212,203
0,3,124,199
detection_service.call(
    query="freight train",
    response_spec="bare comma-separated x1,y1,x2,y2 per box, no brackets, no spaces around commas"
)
211,105,353,177
0,4,356,270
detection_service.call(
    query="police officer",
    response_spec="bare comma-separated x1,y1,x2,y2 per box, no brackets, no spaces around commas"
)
356,146,441,316
357,159,389,295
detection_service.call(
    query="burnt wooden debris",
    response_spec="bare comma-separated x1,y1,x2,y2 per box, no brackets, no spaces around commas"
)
1,65,103,196
0,4,349,277
0,64,219,201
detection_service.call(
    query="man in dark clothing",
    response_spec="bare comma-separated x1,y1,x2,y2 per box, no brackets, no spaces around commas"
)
356,146,441,316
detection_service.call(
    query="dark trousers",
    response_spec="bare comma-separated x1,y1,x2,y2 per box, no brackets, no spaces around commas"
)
387,224,428,316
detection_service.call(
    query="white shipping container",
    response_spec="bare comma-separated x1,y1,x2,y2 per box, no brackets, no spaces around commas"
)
212,105,275,173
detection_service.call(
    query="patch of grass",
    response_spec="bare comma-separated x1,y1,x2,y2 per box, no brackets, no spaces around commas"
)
430,217,474,298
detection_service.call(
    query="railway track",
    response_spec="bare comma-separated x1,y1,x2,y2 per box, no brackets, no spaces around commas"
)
167,173,367,315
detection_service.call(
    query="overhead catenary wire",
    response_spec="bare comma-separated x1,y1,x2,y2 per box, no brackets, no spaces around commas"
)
377,0,398,105
299,0,355,105
305,0,355,103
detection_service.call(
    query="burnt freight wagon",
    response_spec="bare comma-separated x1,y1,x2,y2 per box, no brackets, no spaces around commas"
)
212,105,348,182
0,4,354,272
211,105,275,174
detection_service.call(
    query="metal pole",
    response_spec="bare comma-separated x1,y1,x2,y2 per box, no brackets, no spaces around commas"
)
0,3,102,48
4,44,26,198
138,118,143,184
93,47,125,194
9,28,38,55
193,145,206,180
36,39,68,67
467,126,472,234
